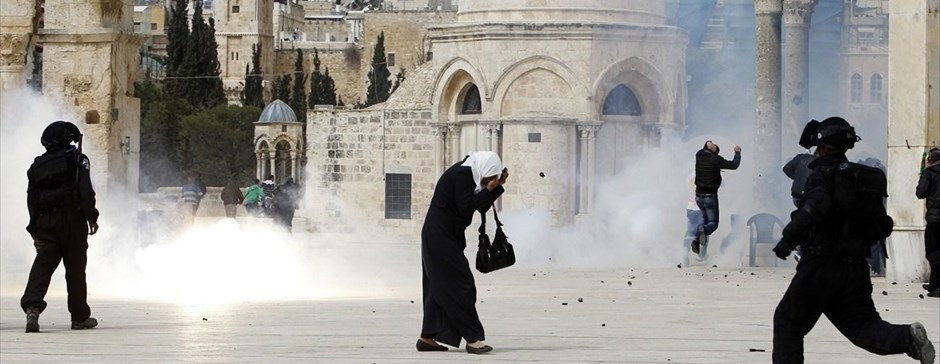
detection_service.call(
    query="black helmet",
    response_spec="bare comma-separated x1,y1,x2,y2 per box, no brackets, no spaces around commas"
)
40,121,81,150
798,117,860,150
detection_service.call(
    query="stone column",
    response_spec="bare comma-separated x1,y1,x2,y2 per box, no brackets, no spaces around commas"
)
269,153,276,181
481,122,501,152
0,0,36,91
446,123,461,164
256,151,263,180
432,124,447,174
885,0,940,283
754,0,783,214
577,124,599,213
291,149,301,180
782,0,815,154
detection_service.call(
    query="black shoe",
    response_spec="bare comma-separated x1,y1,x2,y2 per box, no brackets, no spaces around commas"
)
71,317,98,330
691,240,700,255
25,308,40,333
928,289,940,298
908,322,936,364
466,344,493,354
923,284,934,291
416,339,448,352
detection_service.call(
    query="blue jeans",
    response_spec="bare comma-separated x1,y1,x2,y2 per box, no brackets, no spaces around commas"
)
695,193,720,238
685,209,703,249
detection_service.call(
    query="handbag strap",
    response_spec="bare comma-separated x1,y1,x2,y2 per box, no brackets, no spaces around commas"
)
478,210,487,235
491,204,503,228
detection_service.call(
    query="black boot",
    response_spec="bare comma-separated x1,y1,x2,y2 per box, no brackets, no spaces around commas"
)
907,322,936,364
25,307,40,333
71,317,98,330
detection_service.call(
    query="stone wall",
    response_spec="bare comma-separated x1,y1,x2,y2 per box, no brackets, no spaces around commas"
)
303,108,436,236
273,44,363,106
362,10,456,91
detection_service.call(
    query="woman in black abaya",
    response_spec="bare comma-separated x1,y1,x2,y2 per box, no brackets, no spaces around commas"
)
417,151,508,354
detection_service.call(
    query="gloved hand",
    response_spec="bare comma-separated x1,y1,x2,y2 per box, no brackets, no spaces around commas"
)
773,240,793,260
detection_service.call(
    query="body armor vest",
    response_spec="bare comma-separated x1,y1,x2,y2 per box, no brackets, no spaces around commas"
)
28,149,81,212
809,162,893,257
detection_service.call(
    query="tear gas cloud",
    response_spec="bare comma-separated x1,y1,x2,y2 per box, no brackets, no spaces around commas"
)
0,89,419,304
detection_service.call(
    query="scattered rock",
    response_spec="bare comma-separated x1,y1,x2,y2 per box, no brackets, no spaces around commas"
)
562,302,568,306
749,348,766,352
750,273,756,276
577,298,583,303
202,318,208,321
712,265,718,268
919,294,925,299
601,323,606,327
539,172,545,178
724,275,728,278
882,291,888,296
601,280,605,283
410,300,414,303
627,281,632,286
677,264,682,269
891,282,898,285
533,274,537,277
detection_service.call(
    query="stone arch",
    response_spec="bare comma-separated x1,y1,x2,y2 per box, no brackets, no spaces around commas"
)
255,136,272,151
274,139,293,184
592,57,667,123
432,57,488,122
491,55,589,118
271,134,297,151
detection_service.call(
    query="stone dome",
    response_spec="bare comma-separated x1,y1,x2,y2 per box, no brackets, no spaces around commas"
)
458,0,667,25
258,100,298,123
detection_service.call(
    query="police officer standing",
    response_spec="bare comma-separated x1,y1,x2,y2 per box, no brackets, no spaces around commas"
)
771,117,935,364
21,121,100,333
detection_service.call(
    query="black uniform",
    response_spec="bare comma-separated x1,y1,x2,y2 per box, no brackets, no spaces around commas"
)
272,180,301,232
916,163,940,291
420,159,504,347
772,153,912,363
21,145,99,322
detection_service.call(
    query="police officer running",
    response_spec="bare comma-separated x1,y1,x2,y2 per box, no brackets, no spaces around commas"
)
21,121,100,333
771,117,935,364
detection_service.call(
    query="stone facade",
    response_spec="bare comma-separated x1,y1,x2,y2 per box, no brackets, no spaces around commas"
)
273,44,363,106
0,0,39,89
213,0,274,103
362,10,456,91
885,0,939,283
302,1,688,234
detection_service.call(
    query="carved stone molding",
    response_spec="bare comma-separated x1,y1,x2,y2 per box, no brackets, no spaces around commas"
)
0,34,29,67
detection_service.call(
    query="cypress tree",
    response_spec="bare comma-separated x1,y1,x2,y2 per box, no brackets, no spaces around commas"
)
365,32,392,107
290,49,307,122
273,74,291,103
165,0,190,97
323,67,337,106
241,43,264,108
202,17,226,107
308,49,324,107
182,3,225,109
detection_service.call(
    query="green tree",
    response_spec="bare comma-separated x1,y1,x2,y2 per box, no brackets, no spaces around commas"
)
164,0,190,97
135,79,194,192
365,32,392,107
181,4,225,109
322,67,337,106
307,49,324,106
241,43,264,108
290,49,307,122
273,74,292,103
179,105,262,186
390,68,405,95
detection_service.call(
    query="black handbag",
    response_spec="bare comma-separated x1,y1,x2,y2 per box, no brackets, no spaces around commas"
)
475,205,515,273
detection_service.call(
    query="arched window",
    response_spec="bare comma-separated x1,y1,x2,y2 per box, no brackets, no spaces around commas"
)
870,73,882,103
850,73,862,103
461,84,482,114
602,84,642,116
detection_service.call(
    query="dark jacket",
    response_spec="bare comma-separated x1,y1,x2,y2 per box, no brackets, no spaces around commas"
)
783,153,815,199
220,184,244,205
781,153,893,258
694,145,741,194
26,147,98,240
917,164,940,223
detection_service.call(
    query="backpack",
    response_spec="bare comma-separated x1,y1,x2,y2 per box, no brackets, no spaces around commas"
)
820,162,894,256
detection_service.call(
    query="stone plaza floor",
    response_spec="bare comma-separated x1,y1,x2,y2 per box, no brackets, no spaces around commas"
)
1,263,938,363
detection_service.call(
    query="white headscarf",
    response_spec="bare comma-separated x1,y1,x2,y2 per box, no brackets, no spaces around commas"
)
461,151,503,193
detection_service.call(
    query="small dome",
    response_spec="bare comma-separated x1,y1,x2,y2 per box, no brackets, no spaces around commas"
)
258,100,298,123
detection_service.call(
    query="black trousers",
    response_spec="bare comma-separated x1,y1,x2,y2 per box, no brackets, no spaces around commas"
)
773,255,911,363
21,210,91,322
926,221,940,289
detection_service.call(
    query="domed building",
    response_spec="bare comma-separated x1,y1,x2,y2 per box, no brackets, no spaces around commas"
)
305,0,688,232
255,100,304,183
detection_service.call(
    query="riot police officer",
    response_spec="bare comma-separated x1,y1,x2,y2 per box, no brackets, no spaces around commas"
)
771,117,935,364
21,121,100,333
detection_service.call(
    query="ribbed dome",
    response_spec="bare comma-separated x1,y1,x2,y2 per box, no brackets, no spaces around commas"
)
458,0,667,25
258,100,298,123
